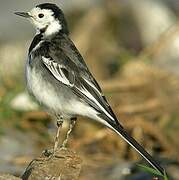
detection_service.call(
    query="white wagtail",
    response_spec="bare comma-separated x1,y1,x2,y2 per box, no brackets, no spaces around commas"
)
15,3,164,175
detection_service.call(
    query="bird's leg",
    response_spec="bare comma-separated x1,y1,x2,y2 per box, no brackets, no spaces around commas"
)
53,116,64,153
61,117,77,148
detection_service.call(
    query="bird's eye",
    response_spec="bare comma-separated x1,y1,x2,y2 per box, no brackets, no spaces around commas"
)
38,13,44,18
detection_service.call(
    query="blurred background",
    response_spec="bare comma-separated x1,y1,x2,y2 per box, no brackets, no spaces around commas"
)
1,0,179,179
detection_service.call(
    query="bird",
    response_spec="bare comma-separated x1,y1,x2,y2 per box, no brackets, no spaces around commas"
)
15,3,165,175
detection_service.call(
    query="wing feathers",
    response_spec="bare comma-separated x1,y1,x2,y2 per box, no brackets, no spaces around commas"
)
42,56,117,124
42,56,74,86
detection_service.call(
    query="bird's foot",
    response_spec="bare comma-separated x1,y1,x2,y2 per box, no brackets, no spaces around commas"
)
40,149,55,161
42,149,54,157
60,143,67,150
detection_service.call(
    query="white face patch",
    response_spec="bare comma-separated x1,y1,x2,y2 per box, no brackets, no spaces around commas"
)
28,7,62,36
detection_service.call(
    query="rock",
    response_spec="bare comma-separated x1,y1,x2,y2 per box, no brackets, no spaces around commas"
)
10,92,38,111
0,174,21,180
22,148,82,180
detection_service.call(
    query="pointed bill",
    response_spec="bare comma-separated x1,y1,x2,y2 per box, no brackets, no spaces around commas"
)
14,12,32,18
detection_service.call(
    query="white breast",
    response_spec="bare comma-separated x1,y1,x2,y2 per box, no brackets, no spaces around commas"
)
25,61,102,121
26,65,62,113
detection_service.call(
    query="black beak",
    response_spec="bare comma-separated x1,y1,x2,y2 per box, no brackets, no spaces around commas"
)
14,12,32,18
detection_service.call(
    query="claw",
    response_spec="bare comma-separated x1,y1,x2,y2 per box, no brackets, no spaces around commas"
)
42,149,53,157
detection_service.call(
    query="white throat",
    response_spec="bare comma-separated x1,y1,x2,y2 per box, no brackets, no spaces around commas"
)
36,20,62,37
44,20,62,37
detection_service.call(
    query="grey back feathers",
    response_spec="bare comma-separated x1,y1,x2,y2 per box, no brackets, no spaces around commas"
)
45,34,119,124
29,31,119,125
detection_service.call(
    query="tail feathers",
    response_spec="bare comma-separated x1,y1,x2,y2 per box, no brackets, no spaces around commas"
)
108,122,165,176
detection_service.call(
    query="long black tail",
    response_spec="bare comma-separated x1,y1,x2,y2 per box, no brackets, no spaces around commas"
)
108,122,165,176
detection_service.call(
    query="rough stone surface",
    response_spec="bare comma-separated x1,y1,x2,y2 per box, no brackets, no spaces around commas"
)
21,148,82,180
0,174,21,180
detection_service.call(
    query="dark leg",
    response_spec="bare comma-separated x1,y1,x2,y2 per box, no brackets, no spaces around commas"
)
53,116,64,153
62,117,77,148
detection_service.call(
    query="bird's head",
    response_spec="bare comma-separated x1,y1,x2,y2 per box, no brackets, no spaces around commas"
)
15,3,69,37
